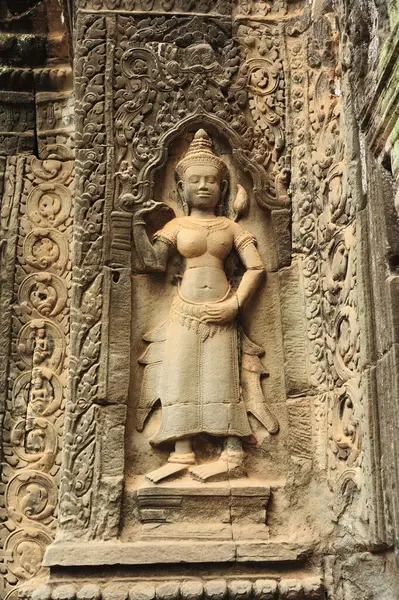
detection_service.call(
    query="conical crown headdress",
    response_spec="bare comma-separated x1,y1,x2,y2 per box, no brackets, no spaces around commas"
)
176,129,227,179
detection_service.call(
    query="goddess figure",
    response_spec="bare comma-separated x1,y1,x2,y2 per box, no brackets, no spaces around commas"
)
134,130,278,483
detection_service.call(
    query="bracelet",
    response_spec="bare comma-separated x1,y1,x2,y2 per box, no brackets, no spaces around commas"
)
134,220,146,226
235,293,240,311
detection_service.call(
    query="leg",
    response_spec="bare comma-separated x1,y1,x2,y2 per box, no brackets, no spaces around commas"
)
145,437,195,483
189,436,246,482
168,438,195,464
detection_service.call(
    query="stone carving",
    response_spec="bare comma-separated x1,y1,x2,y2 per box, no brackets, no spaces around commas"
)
30,157,74,184
78,0,232,12
135,129,278,483
329,383,361,466
0,153,73,596
23,229,68,275
4,529,53,581
27,183,72,228
6,471,57,523
25,576,325,600
12,369,63,419
17,320,66,373
1,2,397,598
332,307,360,382
113,13,289,214
57,13,107,538
18,273,68,318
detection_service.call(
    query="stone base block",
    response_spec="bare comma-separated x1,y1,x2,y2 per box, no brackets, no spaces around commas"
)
44,539,310,567
135,480,271,541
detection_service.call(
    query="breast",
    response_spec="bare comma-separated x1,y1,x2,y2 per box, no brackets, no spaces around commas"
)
207,230,234,260
177,229,207,258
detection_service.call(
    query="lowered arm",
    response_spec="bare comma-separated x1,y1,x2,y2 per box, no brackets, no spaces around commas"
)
236,242,265,309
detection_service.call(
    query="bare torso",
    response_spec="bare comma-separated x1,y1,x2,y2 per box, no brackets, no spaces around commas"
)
180,267,229,303
176,217,233,303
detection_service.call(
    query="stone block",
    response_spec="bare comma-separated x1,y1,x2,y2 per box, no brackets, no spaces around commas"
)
100,266,131,404
156,583,180,600
133,481,270,541
253,580,278,600
227,581,252,600
32,586,52,600
77,586,101,600
180,580,204,600
52,586,76,600
278,261,309,395
129,584,156,600
203,580,227,600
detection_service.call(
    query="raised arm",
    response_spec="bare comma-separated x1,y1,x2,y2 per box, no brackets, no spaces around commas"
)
133,211,177,272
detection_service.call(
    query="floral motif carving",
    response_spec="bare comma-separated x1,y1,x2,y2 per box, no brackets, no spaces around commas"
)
57,14,107,539
6,471,57,523
0,151,73,595
77,0,232,13
23,229,68,275
26,183,71,228
4,529,52,581
112,13,288,214
18,273,68,318
329,382,362,468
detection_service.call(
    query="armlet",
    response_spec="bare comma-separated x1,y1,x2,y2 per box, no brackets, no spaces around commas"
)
153,230,177,248
234,230,257,253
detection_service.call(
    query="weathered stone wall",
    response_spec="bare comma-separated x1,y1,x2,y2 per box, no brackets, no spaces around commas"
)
0,1,399,600
334,0,399,571
0,1,74,597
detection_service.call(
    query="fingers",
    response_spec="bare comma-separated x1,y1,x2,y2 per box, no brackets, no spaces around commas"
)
201,313,228,324
201,308,222,318
202,316,225,324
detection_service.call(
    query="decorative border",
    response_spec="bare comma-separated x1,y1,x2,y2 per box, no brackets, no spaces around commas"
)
0,154,74,595
28,575,325,600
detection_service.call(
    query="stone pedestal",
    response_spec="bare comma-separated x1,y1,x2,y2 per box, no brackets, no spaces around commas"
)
134,480,271,541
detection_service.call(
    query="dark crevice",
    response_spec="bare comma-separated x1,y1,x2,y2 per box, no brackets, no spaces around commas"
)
32,66,39,158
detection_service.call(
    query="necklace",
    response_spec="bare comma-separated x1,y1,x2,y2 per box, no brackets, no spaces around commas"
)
180,216,230,232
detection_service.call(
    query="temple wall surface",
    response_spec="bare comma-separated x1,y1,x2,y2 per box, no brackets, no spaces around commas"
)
0,1,399,599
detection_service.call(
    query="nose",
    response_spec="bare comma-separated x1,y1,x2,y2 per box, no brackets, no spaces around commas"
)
198,177,207,189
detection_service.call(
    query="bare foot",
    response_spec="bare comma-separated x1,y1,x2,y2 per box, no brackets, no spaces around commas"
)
189,452,245,482
145,462,189,483
145,443,195,483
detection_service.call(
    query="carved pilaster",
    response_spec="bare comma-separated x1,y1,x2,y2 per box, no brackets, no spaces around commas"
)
0,154,74,596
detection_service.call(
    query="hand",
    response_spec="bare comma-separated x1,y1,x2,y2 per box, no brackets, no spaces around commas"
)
201,296,239,324
133,201,173,225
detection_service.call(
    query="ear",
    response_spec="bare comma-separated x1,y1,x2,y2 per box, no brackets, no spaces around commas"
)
177,179,189,215
220,179,228,203
177,179,184,196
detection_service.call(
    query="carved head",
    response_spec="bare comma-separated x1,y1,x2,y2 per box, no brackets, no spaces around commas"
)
176,129,228,213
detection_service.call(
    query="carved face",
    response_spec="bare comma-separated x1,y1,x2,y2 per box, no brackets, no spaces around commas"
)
180,165,223,212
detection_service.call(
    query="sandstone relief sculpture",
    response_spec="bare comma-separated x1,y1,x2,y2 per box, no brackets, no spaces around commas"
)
134,129,278,483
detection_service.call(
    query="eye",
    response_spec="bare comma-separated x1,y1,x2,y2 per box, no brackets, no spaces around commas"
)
189,176,199,183
206,177,216,183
